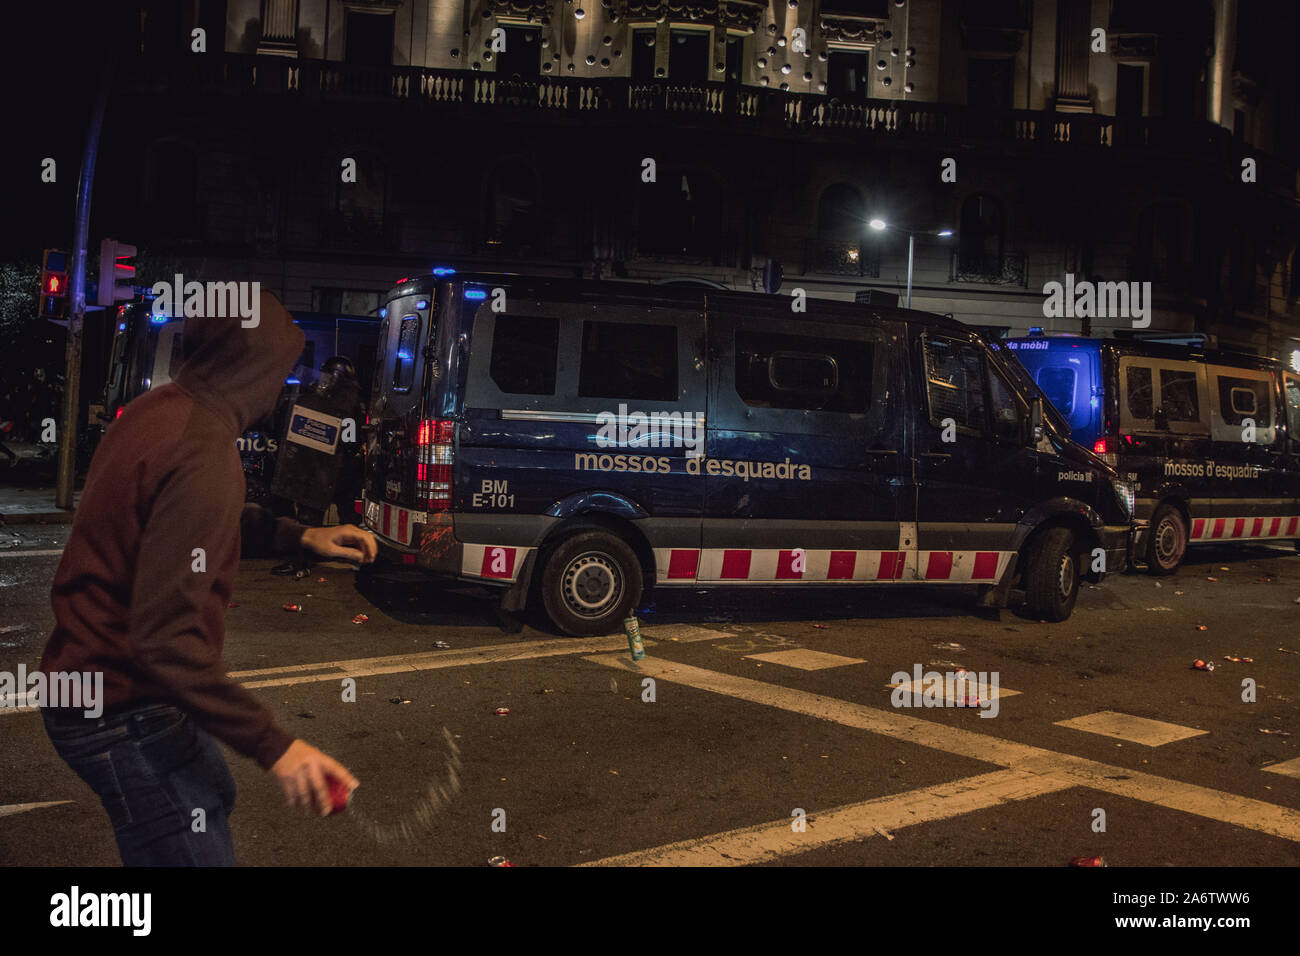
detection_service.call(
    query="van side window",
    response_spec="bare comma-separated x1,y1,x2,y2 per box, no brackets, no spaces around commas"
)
1126,366,1154,419
1036,366,1075,416
1215,375,1270,428
923,337,986,433
578,321,678,402
392,315,420,393
735,330,870,413
1287,378,1300,442
489,314,559,395
1160,369,1200,422
988,366,1022,442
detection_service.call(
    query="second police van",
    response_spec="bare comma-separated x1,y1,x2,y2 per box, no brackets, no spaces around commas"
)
362,273,1133,635
1003,331,1300,573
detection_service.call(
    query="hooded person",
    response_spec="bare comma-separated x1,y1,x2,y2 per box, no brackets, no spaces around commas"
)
40,289,376,866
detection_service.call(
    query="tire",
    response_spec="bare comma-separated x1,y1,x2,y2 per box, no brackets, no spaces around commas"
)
540,529,643,637
1144,503,1188,575
1024,527,1081,622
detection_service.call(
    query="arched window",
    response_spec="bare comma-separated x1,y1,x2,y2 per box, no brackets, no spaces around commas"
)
637,168,722,261
483,161,538,252
1135,201,1189,287
957,194,1004,273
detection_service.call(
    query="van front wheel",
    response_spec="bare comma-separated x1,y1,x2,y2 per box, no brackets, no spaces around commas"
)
540,530,643,637
1024,527,1080,622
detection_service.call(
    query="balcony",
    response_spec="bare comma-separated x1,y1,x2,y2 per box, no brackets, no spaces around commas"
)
117,53,1294,182
802,238,881,278
950,251,1027,287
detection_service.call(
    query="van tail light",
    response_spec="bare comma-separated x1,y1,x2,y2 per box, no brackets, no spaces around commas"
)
1092,436,1117,469
415,419,454,511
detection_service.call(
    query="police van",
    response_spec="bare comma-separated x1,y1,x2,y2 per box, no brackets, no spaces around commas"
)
1002,332,1300,573
362,273,1132,634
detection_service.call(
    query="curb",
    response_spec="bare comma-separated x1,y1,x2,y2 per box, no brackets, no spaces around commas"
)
0,511,76,526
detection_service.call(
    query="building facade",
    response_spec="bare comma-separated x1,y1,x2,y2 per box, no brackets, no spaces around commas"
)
101,0,1300,363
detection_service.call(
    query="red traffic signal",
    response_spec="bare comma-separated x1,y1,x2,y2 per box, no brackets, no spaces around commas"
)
39,248,68,320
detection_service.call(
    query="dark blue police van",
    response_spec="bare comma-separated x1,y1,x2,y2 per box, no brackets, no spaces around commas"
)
362,272,1133,635
1003,332,1300,573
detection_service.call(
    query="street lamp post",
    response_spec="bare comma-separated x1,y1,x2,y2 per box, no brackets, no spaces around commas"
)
868,219,952,309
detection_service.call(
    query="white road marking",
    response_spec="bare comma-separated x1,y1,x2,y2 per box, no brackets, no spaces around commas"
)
581,769,1074,866
0,549,64,558
1055,711,1208,747
1262,757,1300,780
0,801,74,818
744,649,867,670
584,653,1300,844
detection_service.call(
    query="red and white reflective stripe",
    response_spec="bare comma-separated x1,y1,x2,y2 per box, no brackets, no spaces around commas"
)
1189,515,1300,542
460,544,532,582
374,501,421,547
653,548,1014,584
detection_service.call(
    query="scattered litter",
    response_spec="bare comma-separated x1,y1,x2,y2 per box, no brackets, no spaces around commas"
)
609,677,619,693
1195,624,1208,631
296,711,316,719
1154,582,1162,588
493,707,510,716
1207,577,1219,583
1174,591,1185,596
929,659,964,669
305,593,313,598
282,603,302,613
1259,576,1273,583
1219,567,1230,572
536,688,554,695
432,640,451,649
1259,728,1292,736
388,697,411,704
1222,655,1254,663
488,856,514,867
810,624,830,629
1280,647,1299,654
537,834,548,840
933,642,965,651
317,577,327,583
1068,855,1106,867
874,825,895,841
351,613,369,624
1191,659,1215,671
609,769,619,775
1146,607,1173,612
226,602,239,608
624,616,645,661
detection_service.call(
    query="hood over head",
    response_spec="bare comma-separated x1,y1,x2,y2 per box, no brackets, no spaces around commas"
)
175,289,305,435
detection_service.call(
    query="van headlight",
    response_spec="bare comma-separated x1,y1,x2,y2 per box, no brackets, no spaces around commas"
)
1111,479,1135,519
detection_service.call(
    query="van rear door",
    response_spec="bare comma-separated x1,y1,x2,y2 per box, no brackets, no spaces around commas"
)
701,310,907,583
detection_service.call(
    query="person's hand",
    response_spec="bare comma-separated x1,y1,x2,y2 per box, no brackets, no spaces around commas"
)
269,739,359,816
300,525,378,564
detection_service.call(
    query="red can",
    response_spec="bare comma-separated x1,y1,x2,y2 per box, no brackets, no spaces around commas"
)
283,603,302,613
327,777,353,815
493,707,510,716
1191,659,1215,671
1069,855,1106,867
488,856,514,867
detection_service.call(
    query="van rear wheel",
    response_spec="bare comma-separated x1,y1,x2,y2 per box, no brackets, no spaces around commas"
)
540,530,643,637
1145,503,1187,575
1024,527,1080,622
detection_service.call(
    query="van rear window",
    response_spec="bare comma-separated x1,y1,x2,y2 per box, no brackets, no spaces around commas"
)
1036,366,1076,416
1216,375,1270,427
735,331,870,413
490,315,559,395
1127,366,1153,419
578,321,677,401
1160,369,1200,422
392,314,421,393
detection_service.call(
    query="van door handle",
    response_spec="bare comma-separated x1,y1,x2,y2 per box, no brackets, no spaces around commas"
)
920,451,953,459
866,447,898,455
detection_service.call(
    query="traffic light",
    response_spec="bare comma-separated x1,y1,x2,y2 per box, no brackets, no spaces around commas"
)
97,239,137,306
38,249,68,320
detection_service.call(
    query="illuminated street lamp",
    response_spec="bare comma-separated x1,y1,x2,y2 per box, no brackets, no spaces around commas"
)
868,219,952,308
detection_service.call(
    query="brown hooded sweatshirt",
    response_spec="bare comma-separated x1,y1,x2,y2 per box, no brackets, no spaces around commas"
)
42,290,307,769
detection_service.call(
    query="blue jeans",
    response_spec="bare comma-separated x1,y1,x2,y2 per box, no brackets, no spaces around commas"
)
42,702,238,866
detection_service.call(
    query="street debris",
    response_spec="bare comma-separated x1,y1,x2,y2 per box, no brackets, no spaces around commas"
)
536,688,554,694
296,711,316,719
1191,659,1215,671
1207,576,1219,583
1222,655,1254,663
625,616,645,661
1069,855,1106,867
317,577,327,583
488,856,514,867
933,641,965,651
282,603,302,612
351,613,369,624
810,624,830,629
1195,624,1208,631
388,697,411,704
493,707,510,716
1259,728,1292,736
432,640,451,649
226,602,239,608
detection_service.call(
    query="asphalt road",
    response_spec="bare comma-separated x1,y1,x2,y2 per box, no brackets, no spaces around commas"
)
2,524,1298,867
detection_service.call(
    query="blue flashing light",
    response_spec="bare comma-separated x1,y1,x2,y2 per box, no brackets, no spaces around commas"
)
286,377,300,385
433,267,456,276
464,289,487,301
416,299,428,310
379,307,387,319
150,313,168,324
397,350,413,360
1028,326,1045,336
1090,397,1100,409
117,323,126,332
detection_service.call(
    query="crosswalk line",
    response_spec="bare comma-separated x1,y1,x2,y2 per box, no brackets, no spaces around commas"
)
744,649,867,670
1262,757,1300,780
581,769,1074,866
584,653,1300,844
1055,711,1208,747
